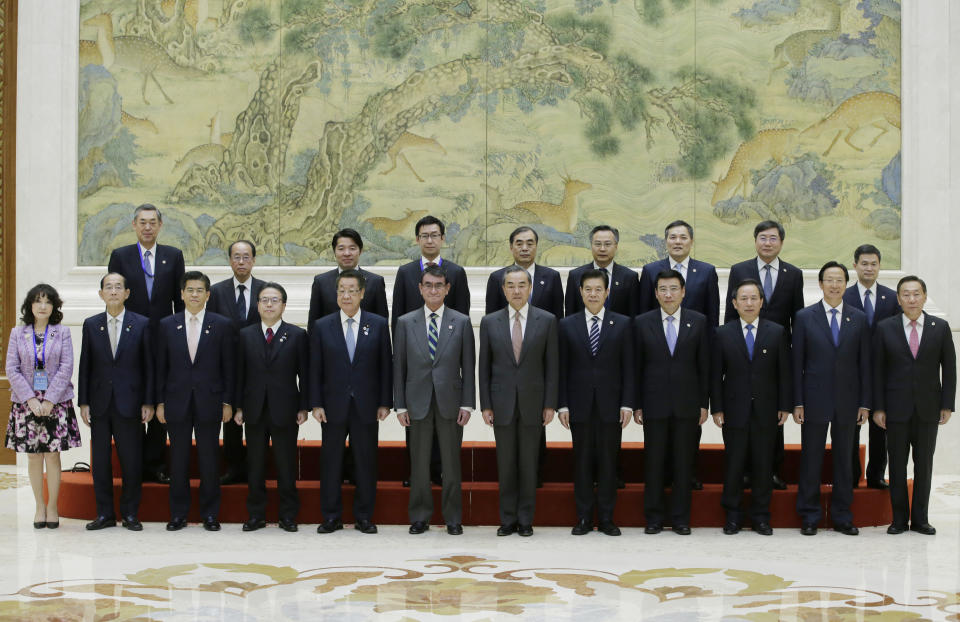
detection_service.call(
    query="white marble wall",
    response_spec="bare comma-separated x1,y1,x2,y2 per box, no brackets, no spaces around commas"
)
13,2,960,474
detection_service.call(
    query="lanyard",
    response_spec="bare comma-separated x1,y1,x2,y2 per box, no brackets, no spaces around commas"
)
32,324,49,368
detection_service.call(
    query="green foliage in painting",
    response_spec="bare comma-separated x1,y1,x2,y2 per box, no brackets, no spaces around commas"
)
372,19,418,60
546,12,612,55
238,6,275,45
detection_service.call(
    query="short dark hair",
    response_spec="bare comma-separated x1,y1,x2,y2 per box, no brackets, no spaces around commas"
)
180,271,211,290
509,226,538,244
897,275,927,295
654,268,685,289
259,282,287,303
733,278,765,303
99,272,127,290
579,268,609,289
336,269,366,290
133,203,162,222
420,264,448,284
853,244,881,263
753,220,785,240
664,220,694,239
331,228,364,252
20,284,64,325
228,240,257,258
501,264,531,286
818,261,849,283
590,225,619,243
415,215,445,236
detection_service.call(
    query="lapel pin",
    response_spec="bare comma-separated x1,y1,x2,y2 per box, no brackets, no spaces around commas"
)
125,325,131,332
609,320,613,325
205,329,210,334
931,321,936,326
763,348,767,354
539,280,544,285
692,268,697,273
881,295,886,300
100,326,105,331
177,325,183,330
686,323,691,327
846,317,850,322
362,325,370,335
448,325,453,330
162,260,167,264
615,281,620,286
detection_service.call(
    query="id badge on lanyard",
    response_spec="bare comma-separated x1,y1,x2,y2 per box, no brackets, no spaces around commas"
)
32,325,49,392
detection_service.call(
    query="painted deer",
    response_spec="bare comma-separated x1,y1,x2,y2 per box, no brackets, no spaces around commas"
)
512,174,592,233
800,91,901,156
768,0,843,85
365,209,430,238
172,113,227,173
711,129,799,206
380,132,447,182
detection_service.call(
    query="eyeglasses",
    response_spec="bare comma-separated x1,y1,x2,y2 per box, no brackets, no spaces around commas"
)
656,286,682,294
258,297,282,305
418,233,442,241
231,254,253,262
421,282,447,290
591,241,616,249
337,289,362,296
183,287,207,295
757,235,781,243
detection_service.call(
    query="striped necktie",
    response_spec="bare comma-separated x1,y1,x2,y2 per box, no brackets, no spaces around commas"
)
428,312,439,361
589,315,600,356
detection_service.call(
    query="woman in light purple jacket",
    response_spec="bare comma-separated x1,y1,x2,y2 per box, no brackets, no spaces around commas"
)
4,284,80,528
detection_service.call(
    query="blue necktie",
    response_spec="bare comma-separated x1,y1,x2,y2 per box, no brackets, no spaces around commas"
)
762,264,773,302
666,315,677,355
745,323,755,360
863,290,875,325
830,308,840,347
589,315,600,356
142,250,154,301
345,318,356,362
428,312,439,361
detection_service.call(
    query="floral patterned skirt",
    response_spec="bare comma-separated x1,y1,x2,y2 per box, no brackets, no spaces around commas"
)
4,390,81,453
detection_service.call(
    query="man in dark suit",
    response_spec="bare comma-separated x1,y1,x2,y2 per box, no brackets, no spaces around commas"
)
710,279,791,536
308,228,388,328
155,271,235,532
566,225,640,318
234,283,309,533
558,268,634,536
792,261,871,536
842,244,901,490
480,266,558,537
108,204,186,484
207,240,265,486
394,265,476,535
633,269,709,535
311,270,392,535
78,273,154,532
724,220,804,490
873,276,956,535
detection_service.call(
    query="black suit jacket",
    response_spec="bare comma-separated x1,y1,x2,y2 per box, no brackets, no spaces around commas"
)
633,308,710,419
310,311,392,424
558,311,634,422
873,313,956,423
639,258,720,329
842,283,900,333
235,321,310,426
724,258,804,336
565,262,640,318
710,318,792,428
77,311,154,417
156,311,235,421
486,264,564,318
392,258,470,333
207,276,266,330
108,243,185,331
792,302,871,423
308,267,388,331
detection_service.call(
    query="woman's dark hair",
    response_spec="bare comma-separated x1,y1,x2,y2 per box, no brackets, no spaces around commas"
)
20,283,64,325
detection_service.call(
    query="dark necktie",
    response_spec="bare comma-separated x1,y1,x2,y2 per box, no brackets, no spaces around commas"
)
830,308,840,347
265,327,274,345
589,315,600,356
428,312,439,361
863,289,874,325
237,284,247,320
745,323,755,360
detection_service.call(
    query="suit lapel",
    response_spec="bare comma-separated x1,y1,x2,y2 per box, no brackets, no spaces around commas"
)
648,313,671,356
576,311,592,356
432,310,455,363
194,315,214,365
734,322,751,361
413,311,432,362
674,309,689,350
518,310,538,365
97,313,114,360
596,313,616,356
351,312,367,367
267,321,289,363
917,314,938,358
815,304,836,348
500,310,519,366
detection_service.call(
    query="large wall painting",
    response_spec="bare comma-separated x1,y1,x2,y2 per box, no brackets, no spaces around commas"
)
77,0,901,268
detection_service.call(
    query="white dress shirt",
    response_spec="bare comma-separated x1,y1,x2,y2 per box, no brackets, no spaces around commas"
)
821,300,844,320
424,304,445,332
508,303,529,339
903,312,925,343
756,256,780,291
671,256,689,280
340,309,361,342
856,281,877,307
107,308,125,351
138,242,156,273
740,317,757,339
261,320,281,339
660,308,680,339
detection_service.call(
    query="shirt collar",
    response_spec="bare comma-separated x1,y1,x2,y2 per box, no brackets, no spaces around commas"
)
338,265,360,274
757,256,780,273
107,308,125,324
660,307,680,322
340,309,361,324
903,312,925,329
421,256,442,269
138,241,156,255
821,300,844,314
509,303,530,320
593,261,614,272
262,320,282,336
586,307,606,322
186,309,206,325
670,256,689,270
233,276,252,291
739,317,757,332
856,281,876,299
424,304,445,320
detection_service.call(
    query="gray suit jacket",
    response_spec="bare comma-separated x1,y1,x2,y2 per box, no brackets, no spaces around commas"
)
479,305,559,426
393,306,476,419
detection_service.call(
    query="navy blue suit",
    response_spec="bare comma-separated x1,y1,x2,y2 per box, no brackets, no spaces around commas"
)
310,311,392,521
392,258,470,333
156,311,235,521
792,302,871,527
78,311,154,520
308,268,388,330
486,264,564,318
566,263,640,318
639,258,720,329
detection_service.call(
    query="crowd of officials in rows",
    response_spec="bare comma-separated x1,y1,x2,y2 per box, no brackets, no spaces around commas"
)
5,204,955,538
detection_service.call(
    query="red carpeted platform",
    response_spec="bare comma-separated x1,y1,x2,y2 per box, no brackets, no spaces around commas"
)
57,441,898,527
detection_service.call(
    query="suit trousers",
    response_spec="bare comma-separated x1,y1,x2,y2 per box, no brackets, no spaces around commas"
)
408,395,464,525
404,426,442,482
887,416,938,527
744,425,784,480
642,416,698,526
321,400,378,521
570,414,620,522
493,409,542,526
142,416,168,476
245,408,299,521
796,421,855,526
721,411,775,524
852,416,887,484
166,397,222,520
90,399,143,519
222,418,246,477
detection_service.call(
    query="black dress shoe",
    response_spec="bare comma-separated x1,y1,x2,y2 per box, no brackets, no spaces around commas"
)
446,524,463,535
867,479,889,490
409,520,429,534
598,522,621,536
144,469,171,485
673,525,691,535
571,519,592,536
203,517,221,532
771,474,787,490
166,517,188,531
910,523,936,535
644,523,662,534
86,516,117,531
242,518,266,532
691,478,703,491
402,480,411,487
800,523,817,536
887,523,907,535
834,523,859,536
497,523,517,536
752,522,773,536
518,524,534,537
278,518,298,533
722,522,740,535
742,474,752,490
220,471,246,485
122,516,143,531
317,519,343,534
355,519,378,534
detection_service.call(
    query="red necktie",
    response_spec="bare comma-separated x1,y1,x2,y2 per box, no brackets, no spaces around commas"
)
909,321,919,359
266,327,274,344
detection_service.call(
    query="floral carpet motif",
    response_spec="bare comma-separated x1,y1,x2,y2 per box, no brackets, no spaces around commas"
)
935,480,960,496
0,472,27,490
2,555,958,620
